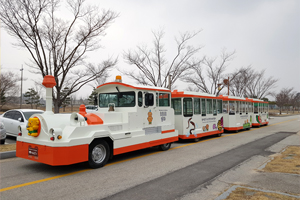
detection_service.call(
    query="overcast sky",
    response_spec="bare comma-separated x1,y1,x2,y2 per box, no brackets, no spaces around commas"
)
1,0,299,100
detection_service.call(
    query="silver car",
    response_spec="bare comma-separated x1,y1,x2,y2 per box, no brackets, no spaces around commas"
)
0,122,6,144
0,109,44,137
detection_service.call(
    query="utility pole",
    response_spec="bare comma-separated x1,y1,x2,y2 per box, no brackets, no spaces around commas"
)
20,65,23,108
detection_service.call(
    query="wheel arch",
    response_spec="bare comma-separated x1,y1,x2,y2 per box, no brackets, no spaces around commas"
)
91,137,114,159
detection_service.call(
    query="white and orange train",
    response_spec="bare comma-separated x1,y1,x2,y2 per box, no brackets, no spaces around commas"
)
16,76,269,168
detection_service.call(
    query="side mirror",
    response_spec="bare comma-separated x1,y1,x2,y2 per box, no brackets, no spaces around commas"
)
18,118,24,122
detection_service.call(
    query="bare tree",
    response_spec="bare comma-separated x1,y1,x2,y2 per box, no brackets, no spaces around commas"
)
290,92,300,113
275,87,293,115
0,0,118,113
123,29,202,89
182,50,238,96
244,69,278,99
229,66,255,97
0,71,20,109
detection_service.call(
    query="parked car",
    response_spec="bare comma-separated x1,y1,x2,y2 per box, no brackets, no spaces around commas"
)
85,105,98,113
0,122,6,144
0,109,44,137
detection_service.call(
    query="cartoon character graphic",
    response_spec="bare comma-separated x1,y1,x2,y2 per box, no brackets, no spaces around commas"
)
256,115,262,125
186,118,196,137
147,110,153,124
27,117,40,137
217,117,223,131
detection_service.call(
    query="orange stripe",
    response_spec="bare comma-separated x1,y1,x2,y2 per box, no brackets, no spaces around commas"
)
179,130,223,139
161,129,175,134
113,136,178,155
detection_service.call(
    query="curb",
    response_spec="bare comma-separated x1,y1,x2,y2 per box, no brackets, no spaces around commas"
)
0,150,16,159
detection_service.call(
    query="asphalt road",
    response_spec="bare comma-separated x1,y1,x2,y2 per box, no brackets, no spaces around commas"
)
0,115,299,200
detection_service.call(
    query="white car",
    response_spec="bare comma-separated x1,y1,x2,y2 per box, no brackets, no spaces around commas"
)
0,109,44,137
0,122,6,144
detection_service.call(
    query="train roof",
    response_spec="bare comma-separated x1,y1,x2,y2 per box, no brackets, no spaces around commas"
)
171,90,219,99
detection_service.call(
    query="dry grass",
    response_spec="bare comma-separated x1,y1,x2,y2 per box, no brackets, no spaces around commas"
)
0,144,16,152
225,187,299,200
264,146,300,175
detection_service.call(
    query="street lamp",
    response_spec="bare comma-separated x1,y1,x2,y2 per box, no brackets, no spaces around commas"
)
20,65,23,108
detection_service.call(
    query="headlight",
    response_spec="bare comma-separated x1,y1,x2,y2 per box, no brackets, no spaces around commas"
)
0,122,4,129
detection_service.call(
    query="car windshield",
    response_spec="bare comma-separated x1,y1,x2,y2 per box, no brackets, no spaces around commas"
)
23,111,44,120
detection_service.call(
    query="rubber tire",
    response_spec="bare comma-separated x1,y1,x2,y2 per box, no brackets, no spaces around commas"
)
0,139,5,145
158,143,172,151
216,133,222,137
194,138,201,142
88,140,110,168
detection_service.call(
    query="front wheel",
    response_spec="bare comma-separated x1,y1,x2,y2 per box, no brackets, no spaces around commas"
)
158,143,172,151
88,140,110,168
0,139,5,145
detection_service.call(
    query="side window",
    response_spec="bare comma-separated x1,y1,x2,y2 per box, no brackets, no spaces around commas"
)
254,103,258,113
158,93,170,107
171,98,182,115
138,91,143,107
183,98,193,117
14,111,23,121
4,111,14,119
223,100,228,113
145,93,154,106
213,99,217,115
236,101,240,114
229,101,235,115
206,99,213,114
201,99,206,116
194,98,201,114
217,100,222,114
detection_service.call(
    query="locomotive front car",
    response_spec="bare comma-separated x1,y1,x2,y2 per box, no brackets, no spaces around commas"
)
17,75,178,168
171,90,224,141
220,95,252,132
251,98,269,127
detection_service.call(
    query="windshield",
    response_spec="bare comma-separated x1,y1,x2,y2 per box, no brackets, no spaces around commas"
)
99,92,135,107
23,111,44,120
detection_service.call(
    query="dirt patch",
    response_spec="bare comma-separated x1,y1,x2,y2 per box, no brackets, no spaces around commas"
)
225,187,299,200
0,144,16,152
264,146,300,175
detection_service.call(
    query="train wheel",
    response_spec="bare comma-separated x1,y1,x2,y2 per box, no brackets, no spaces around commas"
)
194,138,201,142
216,133,222,137
88,140,110,168
158,143,172,151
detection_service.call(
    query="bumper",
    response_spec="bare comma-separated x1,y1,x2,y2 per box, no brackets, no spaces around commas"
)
16,141,88,166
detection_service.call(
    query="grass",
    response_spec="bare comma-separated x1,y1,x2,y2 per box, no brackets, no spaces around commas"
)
0,144,16,152
224,187,299,200
263,146,300,175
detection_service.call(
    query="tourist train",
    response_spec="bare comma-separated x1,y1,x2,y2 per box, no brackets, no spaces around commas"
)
16,75,269,168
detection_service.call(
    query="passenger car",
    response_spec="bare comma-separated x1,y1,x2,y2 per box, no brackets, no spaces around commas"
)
0,109,44,136
0,122,6,144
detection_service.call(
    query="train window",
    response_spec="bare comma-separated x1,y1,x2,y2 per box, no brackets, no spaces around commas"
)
194,98,201,114
213,99,217,115
254,103,258,113
145,93,154,106
236,101,240,113
207,99,213,114
217,100,222,114
99,92,135,107
229,101,235,115
183,98,193,117
158,93,170,107
241,102,245,113
223,101,228,113
138,91,143,107
171,98,182,115
201,99,206,116
249,102,253,112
